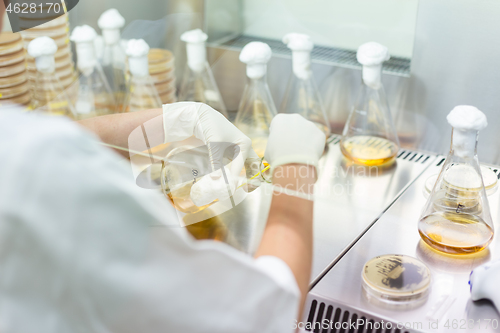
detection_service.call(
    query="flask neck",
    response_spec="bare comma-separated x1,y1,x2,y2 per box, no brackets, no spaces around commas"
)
249,75,268,87
362,64,382,90
35,55,56,73
186,41,206,73
451,128,479,159
129,56,149,77
102,28,121,45
291,50,312,80
246,63,267,80
75,41,97,72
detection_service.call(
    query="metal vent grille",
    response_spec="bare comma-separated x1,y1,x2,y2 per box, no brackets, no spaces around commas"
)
397,150,431,164
306,298,414,333
217,35,411,77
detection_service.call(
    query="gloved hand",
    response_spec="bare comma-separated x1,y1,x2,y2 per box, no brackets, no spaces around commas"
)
163,102,259,207
265,114,326,175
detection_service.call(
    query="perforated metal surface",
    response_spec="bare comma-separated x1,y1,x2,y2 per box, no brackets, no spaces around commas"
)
216,35,411,77
301,295,418,333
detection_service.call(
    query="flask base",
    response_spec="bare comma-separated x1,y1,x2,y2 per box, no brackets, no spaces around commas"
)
418,211,493,255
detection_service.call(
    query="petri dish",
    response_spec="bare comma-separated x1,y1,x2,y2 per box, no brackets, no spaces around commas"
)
159,89,176,104
155,78,175,94
0,82,29,99
424,165,498,198
19,14,68,30
20,23,69,39
362,254,431,309
0,91,31,107
148,49,175,74
0,49,26,67
150,69,175,84
0,71,28,88
0,61,27,78
0,33,23,56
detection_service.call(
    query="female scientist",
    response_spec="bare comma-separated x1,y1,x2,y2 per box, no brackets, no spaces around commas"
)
0,4,326,332
0,102,325,333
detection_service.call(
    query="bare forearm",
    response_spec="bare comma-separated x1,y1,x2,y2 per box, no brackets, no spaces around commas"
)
77,109,163,157
255,164,316,317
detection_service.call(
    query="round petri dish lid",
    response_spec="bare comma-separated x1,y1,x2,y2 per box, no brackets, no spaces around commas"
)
0,61,27,78
362,254,431,306
444,164,482,192
155,78,176,94
0,49,26,67
149,69,175,84
424,165,498,197
0,81,29,99
0,33,23,56
21,23,69,39
148,49,175,74
19,14,68,30
0,71,28,88
0,91,31,107
0,32,22,45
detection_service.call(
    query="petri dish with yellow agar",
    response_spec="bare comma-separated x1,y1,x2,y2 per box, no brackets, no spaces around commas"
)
362,254,431,308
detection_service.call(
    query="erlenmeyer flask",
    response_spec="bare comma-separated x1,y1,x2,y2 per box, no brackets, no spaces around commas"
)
234,42,277,158
70,25,116,120
280,33,330,138
98,9,127,112
340,42,399,166
27,36,76,118
178,29,227,117
123,39,162,113
419,106,493,255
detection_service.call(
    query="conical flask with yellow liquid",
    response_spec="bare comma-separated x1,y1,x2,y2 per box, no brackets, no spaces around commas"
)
340,42,399,166
418,106,494,255
234,42,277,158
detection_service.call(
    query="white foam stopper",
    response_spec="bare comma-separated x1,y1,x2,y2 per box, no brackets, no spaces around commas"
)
239,42,272,80
71,25,98,71
98,9,125,30
126,39,150,77
27,36,57,73
283,33,313,80
357,42,390,90
447,105,488,158
98,9,125,45
181,29,208,73
70,25,97,43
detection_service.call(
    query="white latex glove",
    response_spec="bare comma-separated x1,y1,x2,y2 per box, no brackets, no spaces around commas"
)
163,102,259,206
265,114,326,174
470,260,500,312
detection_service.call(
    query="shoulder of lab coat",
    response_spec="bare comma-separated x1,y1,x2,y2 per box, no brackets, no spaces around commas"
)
0,110,300,333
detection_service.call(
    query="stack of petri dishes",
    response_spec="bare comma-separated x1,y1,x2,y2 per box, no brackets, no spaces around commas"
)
0,32,31,109
20,13,77,96
148,49,176,104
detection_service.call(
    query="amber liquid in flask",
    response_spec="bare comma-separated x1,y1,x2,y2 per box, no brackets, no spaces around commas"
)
418,106,494,255
340,42,399,166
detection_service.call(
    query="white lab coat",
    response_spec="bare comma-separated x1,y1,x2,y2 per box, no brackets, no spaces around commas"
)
0,111,300,333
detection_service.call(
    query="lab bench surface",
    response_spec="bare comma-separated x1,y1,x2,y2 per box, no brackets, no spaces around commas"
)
303,155,500,333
